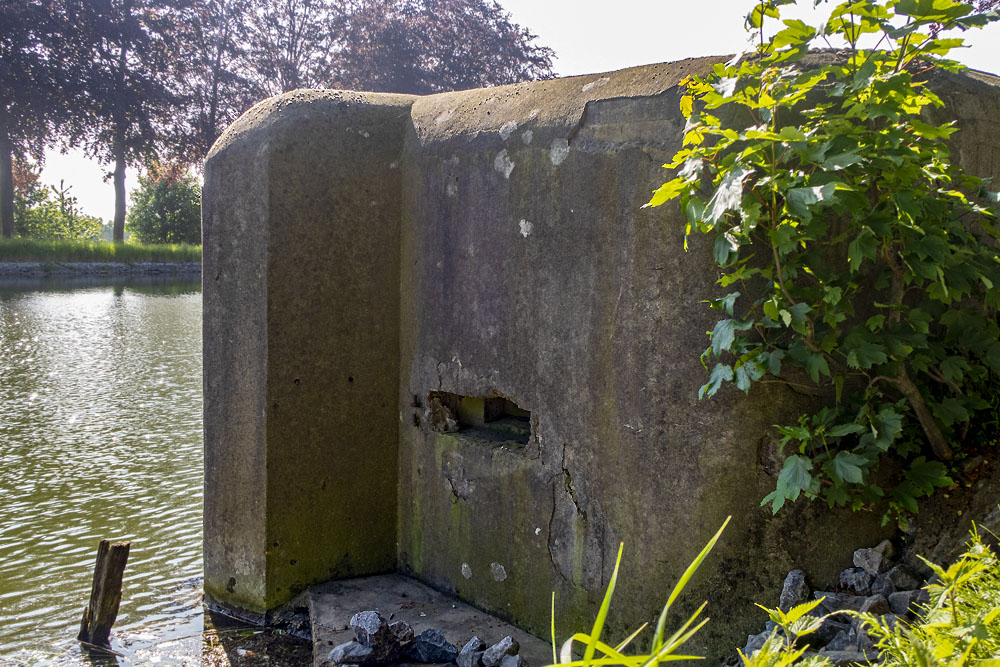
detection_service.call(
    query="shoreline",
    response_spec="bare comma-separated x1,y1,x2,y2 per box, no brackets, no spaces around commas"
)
0,261,202,278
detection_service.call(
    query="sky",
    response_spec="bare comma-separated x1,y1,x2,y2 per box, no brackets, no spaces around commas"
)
40,0,1000,223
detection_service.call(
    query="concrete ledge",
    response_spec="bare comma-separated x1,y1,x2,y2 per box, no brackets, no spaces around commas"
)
0,261,201,277
308,574,552,667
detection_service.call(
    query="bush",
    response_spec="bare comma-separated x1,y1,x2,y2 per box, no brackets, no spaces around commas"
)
126,164,201,245
646,0,1000,522
13,161,102,240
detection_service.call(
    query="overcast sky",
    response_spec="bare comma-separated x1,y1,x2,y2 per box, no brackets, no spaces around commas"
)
41,0,1000,223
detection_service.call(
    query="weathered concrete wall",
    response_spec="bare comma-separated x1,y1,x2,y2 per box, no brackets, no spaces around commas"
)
394,60,889,656
204,90,415,616
203,60,1000,658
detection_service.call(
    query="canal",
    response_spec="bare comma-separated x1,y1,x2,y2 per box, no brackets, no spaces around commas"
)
0,278,205,664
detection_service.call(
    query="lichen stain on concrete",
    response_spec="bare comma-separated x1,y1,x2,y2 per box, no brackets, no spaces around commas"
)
494,149,515,179
490,562,508,582
549,138,570,166
446,181,458,198
436,109,455,125
461,563,473,579
499,121,518,140
521,130,533,145
581,77,610,93
518,219,533,238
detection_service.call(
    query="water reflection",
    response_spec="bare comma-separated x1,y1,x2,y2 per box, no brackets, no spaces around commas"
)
0,278,204,664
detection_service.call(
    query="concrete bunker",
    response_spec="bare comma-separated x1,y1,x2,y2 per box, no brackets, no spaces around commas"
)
202,58,1000,659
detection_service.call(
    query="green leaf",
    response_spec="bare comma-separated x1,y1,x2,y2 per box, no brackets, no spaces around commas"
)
700,363,733,399
845,339,888,369
706,166,752,225
806,353,830,383
646,178,691,208
906,456,953,495
786,183,836,222
831,451,867,484
847,228,877,272
764,455,813,514
711,319,752,356
828,423,865,438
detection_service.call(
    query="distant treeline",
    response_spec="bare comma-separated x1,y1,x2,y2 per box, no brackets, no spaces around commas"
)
1,0,557,241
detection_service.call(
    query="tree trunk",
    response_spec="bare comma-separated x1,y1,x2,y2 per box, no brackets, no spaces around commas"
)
0,121,14,239
896,365,954,461
112,133,126,242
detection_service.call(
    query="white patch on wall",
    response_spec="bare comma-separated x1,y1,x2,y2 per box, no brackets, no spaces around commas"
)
518,219,533,238
389,160,399,169
490,562,508,582
446,181,458,198
499,121,518,140
528,108,541,120
494,150,515,179
521,130,533,145
534,527,541,535
461,563,473,579
550,138,570,166
582,77,611,93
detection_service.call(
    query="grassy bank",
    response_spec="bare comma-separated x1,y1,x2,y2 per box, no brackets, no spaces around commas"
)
0,238,201,263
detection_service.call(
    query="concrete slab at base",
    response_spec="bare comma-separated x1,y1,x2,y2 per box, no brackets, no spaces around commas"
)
308,574,553,667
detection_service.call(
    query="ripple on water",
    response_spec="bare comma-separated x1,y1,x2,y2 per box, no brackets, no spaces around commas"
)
0,281,203,662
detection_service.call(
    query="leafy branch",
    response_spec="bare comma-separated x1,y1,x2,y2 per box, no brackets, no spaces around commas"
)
646,0,1000,522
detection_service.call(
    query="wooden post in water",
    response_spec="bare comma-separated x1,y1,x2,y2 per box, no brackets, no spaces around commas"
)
78,539,130,647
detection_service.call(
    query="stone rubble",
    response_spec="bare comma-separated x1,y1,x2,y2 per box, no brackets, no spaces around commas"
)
327,611,528,666
740,540,930,665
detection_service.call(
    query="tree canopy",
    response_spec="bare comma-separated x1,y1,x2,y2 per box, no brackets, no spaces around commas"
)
0,0,556,239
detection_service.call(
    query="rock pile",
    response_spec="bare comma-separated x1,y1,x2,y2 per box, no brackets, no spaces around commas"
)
742,540,930,666
328,610,528,666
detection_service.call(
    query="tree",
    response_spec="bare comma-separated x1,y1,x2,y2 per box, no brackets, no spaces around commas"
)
244,0,341,95
0,1,77,238
12,160,103,239
647,0,1000,521
329,0,555,95
64,0,184,242
171,0,264,163
126,164,202,244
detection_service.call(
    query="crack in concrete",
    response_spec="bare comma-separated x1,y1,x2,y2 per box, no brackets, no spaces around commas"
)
560,443,585,519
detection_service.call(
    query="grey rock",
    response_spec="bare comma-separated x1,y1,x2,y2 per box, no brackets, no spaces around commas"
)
814,591,868,614
483,636,520,667
348,611,401,661
824,629,854,652
812,618,851,645
389,620,414,645
839,567,874,595
884,565,921,591
779,569,810,611
859,595,890,616
742,631,770,656
499,655,524,667
871,572,895,597
407,629,459,663
329,641,375,664
350,611,389,646
888,589,925,616
819,650,874,665
853,540,895,576
458,637,487,667
848,623,875,653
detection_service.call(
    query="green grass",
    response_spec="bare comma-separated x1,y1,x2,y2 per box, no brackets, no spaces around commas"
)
0,238,201,263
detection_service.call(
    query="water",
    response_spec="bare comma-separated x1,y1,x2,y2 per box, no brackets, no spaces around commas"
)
0,278,205,664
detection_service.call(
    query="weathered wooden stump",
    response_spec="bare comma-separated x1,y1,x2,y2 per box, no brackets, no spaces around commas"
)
78,539,130,647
